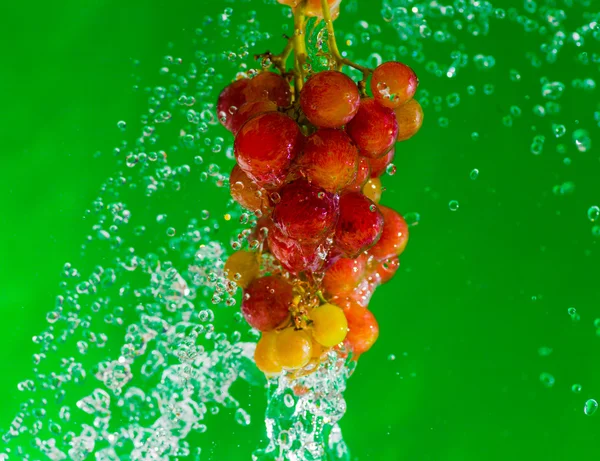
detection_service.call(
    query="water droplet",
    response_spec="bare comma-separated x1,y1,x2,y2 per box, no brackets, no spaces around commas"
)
469,169,479,180
538,347,553,357
234,408,251,426
448,200,459,211
552,124,566,138
584,399,598,416
117,120,127,131
568,307,577,317
587,206,600,222
388,354,396,361
404,212,420,227
541,81,565,100
573,129,592,152
539,372,555,388
571,384,582,393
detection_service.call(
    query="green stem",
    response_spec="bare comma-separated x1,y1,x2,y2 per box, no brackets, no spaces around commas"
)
293,1,308,98
320,0,372,92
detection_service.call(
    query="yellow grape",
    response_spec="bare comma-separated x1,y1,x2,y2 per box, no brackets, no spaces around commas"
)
362,177,382,203
275,328,313,369
224,250,259,289
310,303,348,347
254,331,282,375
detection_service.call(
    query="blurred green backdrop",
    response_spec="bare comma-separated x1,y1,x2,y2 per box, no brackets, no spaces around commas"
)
1,0,599,460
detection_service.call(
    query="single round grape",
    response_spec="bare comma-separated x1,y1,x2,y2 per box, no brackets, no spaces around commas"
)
241,276,293,331
275,328,313,369
272,179,339,243
334,192,384,257
369,205,409,261
234,112,304,188
231,100,277,135
346,98,398,158
267,225,329,273
371,61,418,109
369,148,395,178
224,250,259,289
344,304,379,356
395,99,424,141
306,0,342,18
298,129,359,193
372,256,400,284
229,164,269,212
217,78,249,131
245,72,292,107
300,71,360,128
254,331,282,375
344,156,371,192
310,303,348,347
322,255,367,297
362,177,382,203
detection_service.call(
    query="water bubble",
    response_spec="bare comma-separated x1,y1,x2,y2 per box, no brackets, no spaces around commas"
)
446,92,460,108
539,372,555,388
588,206,600,222
388,354,396,361
117,120,127,131
404,212,420,227
541,81,565,100
469,169,479,180
552,124,566,138
234,408,251,426
572,384,582,393
568,307,577,317
538,347,553,357
584,399,598,416
573,129,592,152
448,200,459,211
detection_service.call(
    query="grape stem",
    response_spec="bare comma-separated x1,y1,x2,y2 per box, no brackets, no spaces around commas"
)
320,0,372,95
255,36,294,76
292,1,309,99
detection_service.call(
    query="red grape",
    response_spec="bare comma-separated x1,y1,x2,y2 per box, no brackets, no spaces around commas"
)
267,225,329,273
334,192,384,257
272,179,339,243
298,129,358,193
322,254,367,297
229,164,269,212
371,61,418,109
300,71,360,128
245,72,292,107
344,304,379,356
242,275,293,331
395,99,424,141
217,78,249,132
369,147,395,178
231,100,277,135
344,156,371,192
234,112,304,188
369,205,409,261
345,98,398,159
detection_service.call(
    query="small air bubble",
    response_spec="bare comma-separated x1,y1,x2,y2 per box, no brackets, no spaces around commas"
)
448,200,459,211
539,372,555,388
584,399,598,416
587,206,600,222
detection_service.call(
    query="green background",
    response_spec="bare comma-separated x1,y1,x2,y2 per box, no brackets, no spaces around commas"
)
1,0,599,460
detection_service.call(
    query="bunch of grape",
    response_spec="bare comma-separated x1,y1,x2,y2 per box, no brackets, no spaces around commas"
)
217,8,423,376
